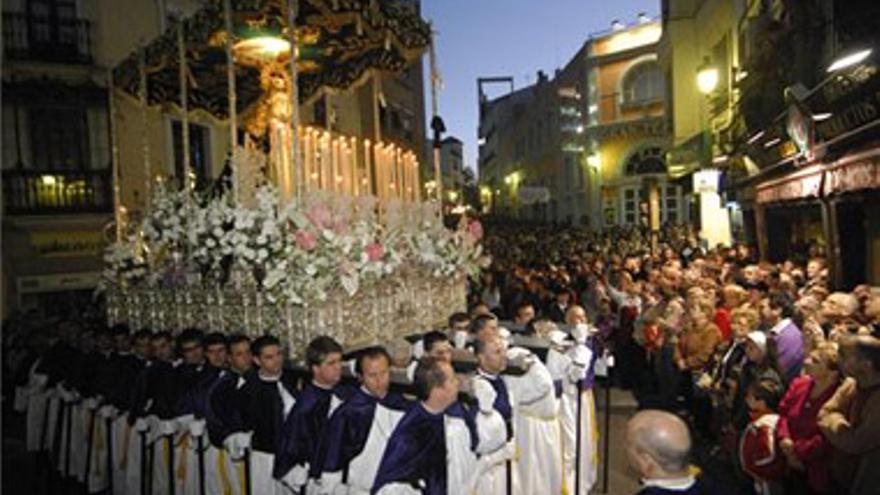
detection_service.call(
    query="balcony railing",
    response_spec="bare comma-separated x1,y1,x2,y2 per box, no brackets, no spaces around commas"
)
3,169,112,215
3,12,92,64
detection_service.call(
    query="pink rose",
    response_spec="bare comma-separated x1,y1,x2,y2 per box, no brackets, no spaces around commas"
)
365,242,384,262
306,204,332,230
295,229,317,251
467,219,483,240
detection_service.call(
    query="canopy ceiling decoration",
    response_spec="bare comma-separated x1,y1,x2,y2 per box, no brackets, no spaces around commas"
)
112,0,431,118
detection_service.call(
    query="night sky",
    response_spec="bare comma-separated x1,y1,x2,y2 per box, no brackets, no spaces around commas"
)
421,0,660,174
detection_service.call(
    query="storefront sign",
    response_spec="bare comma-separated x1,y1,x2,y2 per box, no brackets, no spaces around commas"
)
30,230,103,257
756,165,824,204
823,148,880,195
17,271,101,294
693,169,721,194
517,186,551,205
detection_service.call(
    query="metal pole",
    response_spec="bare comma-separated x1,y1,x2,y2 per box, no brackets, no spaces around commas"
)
140,431,148,495
223,0,238,203
601,371,611,493
287,0,302,204
167,435,175,495
177,21,193,192
243,448,252,495
139,45,152,204
106,417,115,494
575,380,582,495
428,27,443,204
108,69,123,241
197,435,205,495
83,409,96,493
64,401,73,480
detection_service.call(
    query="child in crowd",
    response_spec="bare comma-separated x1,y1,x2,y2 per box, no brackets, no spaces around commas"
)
739,378,786,495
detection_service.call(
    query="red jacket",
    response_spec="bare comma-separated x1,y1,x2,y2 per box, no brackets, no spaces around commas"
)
740,413,787,482
777,375,839,492
714,307,732,343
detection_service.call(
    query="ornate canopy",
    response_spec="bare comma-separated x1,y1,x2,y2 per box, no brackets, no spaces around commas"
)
112,0,430,118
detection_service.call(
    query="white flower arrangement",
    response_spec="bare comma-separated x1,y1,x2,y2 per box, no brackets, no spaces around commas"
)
101,184,489,306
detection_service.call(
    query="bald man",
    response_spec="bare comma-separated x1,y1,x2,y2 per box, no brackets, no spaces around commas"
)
625,410,714,494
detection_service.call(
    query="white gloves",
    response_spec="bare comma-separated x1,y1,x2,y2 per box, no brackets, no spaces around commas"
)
281,463,310,489
411,340,425,359
29,373,49,391
473,378,497,414
571,323,592,344
57,385,80,403
318,471,343,495
475,409,508,455
98,405,118,420
498,328,512,348
223,431,252,460
405,361,418,383
175,414,195,433
133,417,150,433
188,419,206,438
507,346,534,368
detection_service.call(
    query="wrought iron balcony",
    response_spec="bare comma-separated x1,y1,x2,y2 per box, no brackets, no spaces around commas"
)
3,169,112,215
3,12,92,64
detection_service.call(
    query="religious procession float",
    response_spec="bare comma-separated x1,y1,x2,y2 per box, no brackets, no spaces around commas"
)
101,0,486,354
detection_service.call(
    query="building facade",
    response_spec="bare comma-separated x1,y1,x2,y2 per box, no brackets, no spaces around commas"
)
477,17,676,228
1,0,188,317
2,0,429,316
585,18,679,230
662,0,880,288
427,136,465,201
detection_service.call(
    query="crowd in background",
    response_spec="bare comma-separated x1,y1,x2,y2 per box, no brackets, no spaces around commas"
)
469,222,880,495
4,220,880,495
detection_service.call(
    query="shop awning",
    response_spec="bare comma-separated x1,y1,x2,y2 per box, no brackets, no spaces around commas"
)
111,0,430,118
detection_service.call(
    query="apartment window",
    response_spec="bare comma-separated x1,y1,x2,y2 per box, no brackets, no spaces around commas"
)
171,120,210,190
622,187,639,225
30,105,87,170
622,61,664,106
662,185,681,223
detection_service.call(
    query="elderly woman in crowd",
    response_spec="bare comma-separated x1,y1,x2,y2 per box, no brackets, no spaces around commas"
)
777,342,842,494
731,331,785,430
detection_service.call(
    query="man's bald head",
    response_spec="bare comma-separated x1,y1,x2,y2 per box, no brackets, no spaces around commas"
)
625,410,692,478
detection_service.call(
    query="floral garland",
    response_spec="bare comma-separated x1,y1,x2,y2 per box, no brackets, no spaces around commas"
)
100,184,489,306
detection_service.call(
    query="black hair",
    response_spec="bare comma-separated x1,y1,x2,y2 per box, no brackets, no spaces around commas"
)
413,356,448,401
469,314,496,335
422,330,451,354
250,334,281,357
355,346,391,375
448,312,470,329
176,328,204,350
747,377,784,410
204,332,228,348
132,329,152,341
152,330,172,342
768,291,795,319
306,335,343,368
110,323,131,337
227,333,251,349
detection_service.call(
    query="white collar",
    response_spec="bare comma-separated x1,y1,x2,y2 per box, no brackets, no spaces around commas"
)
258,371,281,382
641,475,696,490
477,368,499,380
769,318,792,335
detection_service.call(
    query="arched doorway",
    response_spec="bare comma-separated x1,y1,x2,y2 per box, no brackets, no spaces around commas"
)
616,146,682,226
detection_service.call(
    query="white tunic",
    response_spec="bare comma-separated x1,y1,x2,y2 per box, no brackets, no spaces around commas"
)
506,357,563,495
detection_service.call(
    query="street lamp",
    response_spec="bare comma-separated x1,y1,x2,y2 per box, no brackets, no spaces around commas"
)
696,57,719,95
827,48,873,73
